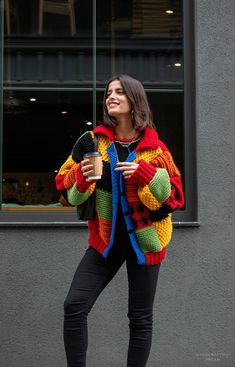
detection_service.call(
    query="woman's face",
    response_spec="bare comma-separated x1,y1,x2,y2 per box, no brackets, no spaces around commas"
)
105,80,132,118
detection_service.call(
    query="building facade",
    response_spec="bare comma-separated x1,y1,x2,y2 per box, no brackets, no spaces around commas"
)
0,0,234,366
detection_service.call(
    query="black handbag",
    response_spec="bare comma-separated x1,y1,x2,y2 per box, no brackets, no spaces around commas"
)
75,135,98,221
76,191,96,220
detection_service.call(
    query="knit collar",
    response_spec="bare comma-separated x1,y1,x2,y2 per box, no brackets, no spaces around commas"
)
94,124,160,151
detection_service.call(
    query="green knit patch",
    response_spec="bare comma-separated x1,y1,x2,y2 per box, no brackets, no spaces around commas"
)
67,184,89,206
136,225,163,253
96,188,112,220
148,168,171,203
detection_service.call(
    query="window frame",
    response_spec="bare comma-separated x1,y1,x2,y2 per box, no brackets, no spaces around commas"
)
0,0,199,227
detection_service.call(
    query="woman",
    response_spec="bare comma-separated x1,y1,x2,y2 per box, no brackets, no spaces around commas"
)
55,74,184,366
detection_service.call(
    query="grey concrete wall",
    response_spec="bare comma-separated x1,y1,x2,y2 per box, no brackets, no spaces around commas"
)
1,0,235,366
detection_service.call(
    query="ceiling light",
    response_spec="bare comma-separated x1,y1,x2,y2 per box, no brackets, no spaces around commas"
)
61,111,68,114
174,63,182,67
86,121,92,125
166,10,174,14
30,98,36,102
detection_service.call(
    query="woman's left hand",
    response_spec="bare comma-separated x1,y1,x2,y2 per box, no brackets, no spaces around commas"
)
114,162,139,179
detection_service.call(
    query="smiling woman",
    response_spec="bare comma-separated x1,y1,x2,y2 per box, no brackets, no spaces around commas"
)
55,74,184,366
106,80,132,117
104,76,154,132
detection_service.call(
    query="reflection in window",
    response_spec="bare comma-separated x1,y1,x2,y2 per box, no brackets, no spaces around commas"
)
4,0,182,88
4,0,91,37
96,0,183,39
96,0,183,84
2,91,92,208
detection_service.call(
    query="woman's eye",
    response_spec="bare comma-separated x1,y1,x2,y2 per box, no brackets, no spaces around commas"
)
106,90,125,98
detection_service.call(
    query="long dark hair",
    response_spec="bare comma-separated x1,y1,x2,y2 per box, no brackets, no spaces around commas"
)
103,74,154,132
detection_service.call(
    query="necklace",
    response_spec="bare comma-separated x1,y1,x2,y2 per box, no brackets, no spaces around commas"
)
114,134,142,148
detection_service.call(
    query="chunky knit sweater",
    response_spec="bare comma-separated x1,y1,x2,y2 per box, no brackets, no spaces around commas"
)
55,125,184,265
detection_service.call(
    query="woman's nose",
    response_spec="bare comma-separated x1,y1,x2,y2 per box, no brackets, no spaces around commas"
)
108,91,118,99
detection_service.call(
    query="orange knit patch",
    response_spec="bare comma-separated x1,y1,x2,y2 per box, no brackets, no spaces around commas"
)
151,151,181,177
125,182,140,204
98,217,112,245
63,163,79,189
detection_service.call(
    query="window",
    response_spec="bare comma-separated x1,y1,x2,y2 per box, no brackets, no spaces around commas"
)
0,0,197,225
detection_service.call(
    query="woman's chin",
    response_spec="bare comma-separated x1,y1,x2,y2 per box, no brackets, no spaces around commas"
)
108,111,119,117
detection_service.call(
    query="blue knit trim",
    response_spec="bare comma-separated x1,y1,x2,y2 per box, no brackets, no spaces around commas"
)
102,146,146,265
103,143,119,258
119,152,146,265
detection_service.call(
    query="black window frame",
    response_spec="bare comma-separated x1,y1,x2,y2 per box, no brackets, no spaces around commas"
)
0,0,198,227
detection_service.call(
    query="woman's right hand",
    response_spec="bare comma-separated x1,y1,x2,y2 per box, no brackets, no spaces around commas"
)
80,159,94,179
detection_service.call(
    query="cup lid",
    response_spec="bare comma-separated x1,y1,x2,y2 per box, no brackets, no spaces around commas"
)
83,152,102,158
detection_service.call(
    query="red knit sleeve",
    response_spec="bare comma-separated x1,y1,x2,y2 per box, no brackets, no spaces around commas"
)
153,141,185,210
75,165,95,192
128,159,156,186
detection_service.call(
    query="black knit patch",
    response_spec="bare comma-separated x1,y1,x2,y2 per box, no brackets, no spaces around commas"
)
150,204,172,222
114,138,141,162
71,132,94,163
96,161,112,192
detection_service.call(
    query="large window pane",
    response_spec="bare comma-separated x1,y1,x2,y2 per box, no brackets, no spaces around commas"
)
2,90,92,209
4,0,93,88
4,0,90,38
2,0,93,215
0,0,197,223
96,0,185,218
96,0,183,86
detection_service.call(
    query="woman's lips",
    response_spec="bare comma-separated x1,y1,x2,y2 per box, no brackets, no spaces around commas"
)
108,102,119,108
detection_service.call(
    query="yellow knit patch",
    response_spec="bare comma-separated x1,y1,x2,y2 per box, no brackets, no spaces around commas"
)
138,185,162,210
58,155,76,176
154,214,173,248
135,147,162,164
97,135,110,162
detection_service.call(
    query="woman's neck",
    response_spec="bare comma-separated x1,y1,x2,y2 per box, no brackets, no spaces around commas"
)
114,116,136,139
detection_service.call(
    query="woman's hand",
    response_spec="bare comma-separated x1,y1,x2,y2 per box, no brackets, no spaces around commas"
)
114,162,139,179
80,159,94,179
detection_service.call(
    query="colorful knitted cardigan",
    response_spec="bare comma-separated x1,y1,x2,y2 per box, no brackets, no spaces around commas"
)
55,125,184,265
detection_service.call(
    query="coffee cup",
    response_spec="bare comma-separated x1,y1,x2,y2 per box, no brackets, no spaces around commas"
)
83,152,103,181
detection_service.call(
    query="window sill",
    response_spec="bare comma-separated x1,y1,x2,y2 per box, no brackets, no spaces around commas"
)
0,221,200,227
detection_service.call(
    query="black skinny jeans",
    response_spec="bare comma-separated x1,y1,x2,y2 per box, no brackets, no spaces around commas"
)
63,235,161,367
